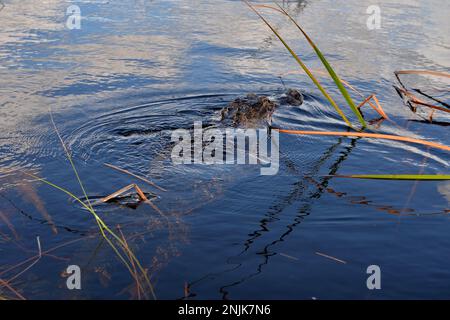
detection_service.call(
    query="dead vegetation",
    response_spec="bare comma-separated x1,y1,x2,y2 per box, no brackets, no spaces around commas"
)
394,70,450,122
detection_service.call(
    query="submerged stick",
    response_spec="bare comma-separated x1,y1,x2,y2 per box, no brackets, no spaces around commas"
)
413,89,450,109
394,70,450,120
0,280,26,300
117,225,143,300
5,237,42,285
395,87,450,113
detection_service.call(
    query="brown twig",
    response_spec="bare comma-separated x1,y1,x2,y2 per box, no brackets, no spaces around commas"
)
394,70,450,121
104,163,166,192
0,237,88,278
101,184,149,203
0,279,25,300
6,237,42,284
315,252,347,264
117,225,143,300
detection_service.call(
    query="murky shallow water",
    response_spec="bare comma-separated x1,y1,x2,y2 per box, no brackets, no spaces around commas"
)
0,0,449,299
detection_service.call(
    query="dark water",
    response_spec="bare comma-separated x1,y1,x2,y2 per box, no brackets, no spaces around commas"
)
0,0,449,299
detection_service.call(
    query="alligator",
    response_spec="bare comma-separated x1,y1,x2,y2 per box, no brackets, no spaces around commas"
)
98,89,304,208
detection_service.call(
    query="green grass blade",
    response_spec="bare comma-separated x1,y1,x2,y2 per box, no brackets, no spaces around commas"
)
243,0,355,129
48,111,157,298
49,110,95,212
335,174,450,181
274,2,367,128
19,170,157,300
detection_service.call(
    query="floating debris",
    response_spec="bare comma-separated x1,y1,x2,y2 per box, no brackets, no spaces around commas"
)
394,70,450,122
315,252,347,264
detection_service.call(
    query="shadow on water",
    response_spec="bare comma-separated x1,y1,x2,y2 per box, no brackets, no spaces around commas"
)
183,135,356,299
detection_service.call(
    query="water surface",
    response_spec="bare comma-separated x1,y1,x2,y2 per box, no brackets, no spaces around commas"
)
0,0,449,299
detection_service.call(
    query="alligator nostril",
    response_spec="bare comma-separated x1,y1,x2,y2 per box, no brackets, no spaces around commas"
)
283,88,304,106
